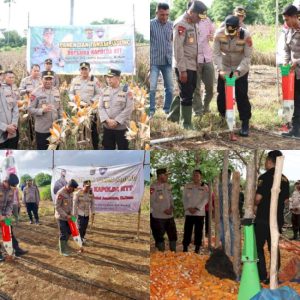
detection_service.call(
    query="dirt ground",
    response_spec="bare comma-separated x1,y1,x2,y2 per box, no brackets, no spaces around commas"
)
0,200,150,300
150,218,300,299
151,65,300,150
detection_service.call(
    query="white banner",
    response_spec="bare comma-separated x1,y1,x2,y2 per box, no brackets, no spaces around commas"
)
51,163,144,213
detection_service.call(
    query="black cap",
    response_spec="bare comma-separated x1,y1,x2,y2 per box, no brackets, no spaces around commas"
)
189,1,207,14
282,4,298,16
42,71,54,78
156,168,167,177
68,179,79,189
234,6,246,16
43,28,54,34
106,68,121,77
45,58,52,64
80,62,90,69
83,180,91,186
225,15,240,27
7,174,19,187
267,150,283,164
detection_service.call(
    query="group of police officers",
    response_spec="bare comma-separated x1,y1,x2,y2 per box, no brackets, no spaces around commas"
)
0,173,95,260
0,59,133,150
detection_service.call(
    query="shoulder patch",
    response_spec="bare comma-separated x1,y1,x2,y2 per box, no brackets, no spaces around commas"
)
246,36,253,47
150,187,155,194
178,25,186,35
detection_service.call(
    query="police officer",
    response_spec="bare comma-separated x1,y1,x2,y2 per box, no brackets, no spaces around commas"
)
99,68,133,150
23,178,40,225
213,15,253,136
73,180,95,244
53,169,67,195
182,170,208,253
254,150,290,283
44,59,59,88
19,64,42,96
220,6,247,29
28,70,62,150
0,174,28,261
55,179,79,256
32,28,65,71
0,71,19,149
69,62,101,149
281,5,300,137
168,1,207,129
150,168,177,252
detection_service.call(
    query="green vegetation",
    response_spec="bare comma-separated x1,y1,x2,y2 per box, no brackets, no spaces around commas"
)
39,184,52,201
34,173,52,187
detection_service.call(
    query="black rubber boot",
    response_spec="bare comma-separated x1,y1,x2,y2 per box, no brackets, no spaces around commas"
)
183,245,188,252
239,119,249,137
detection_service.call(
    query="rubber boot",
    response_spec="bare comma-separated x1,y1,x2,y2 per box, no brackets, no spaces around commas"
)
180,105,193,130
169,241,176,252
59,240,69,257
156,242,165,252
282,124,300,137
167,96,180,123
183,245,188,252
195,245,200,254
239,119,249,137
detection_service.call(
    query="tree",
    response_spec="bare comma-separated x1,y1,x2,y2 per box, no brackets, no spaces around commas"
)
20,174,32,185
34,173,52,187
150,0,157,19
170,0,189,20
0,30,26,48
258,0,290,25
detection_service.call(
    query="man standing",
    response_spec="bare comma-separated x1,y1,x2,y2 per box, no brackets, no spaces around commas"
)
150,168,177,252
254,150,290,283
44,59,59,88
69,62,101,149
213,15,253,136
0,71,19,149
55,179,78,256
170,1,207,129
99,69,133,150
281,5,300,137
191,2,215,116
0,174,28,261
54,169,67,195
182,170,208,253
150,2,173,117
73,180,95,244
19,64,42,96
23,178,41,225
28,71,62,150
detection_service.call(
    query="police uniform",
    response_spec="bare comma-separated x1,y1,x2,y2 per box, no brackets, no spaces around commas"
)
23,183,40,224
44,59,60,88
150,181,177,251
28,71,62,150
0,83,19,149
69,62,101,149
19,76,42,96
32,28,64,72
99,69,133,150
213,15,253,135
182,182,208,252
255,168,289,281
282,5,300,137
73,184,95,241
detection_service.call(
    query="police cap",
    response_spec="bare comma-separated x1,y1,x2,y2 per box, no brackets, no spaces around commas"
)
225,15,240,27
80,62,90,69
42,71,54,78
45,58,53,64
106,68,121,77
68,179,79,189
234,6,246,16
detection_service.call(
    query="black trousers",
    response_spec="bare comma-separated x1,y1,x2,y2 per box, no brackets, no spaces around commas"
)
35,132,51,150
175,68,197,106
292,213,300,236
151,217,177,243
183,215,204,247
205,210,209,236
217,72,251,121
0,130,19,149
255,222,281,280
77,215,89,239
102,127,129,150
59,220,71,241
91,114,99,150
292,78,300,126
26,202,39,222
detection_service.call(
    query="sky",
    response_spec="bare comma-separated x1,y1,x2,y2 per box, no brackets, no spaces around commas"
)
0,150,150,181
0,0,150,39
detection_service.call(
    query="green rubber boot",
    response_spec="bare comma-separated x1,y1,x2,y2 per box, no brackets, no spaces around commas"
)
59,240,69,257
180,105,193,129
156,242,165,252
167,96,180,123
169,241,177,252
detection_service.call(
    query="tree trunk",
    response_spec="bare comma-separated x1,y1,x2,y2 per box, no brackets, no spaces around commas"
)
244,158,255,219
222,151,231,256
213,177,220,248
208,183,213,250
270,156,284,289
232,171,241,278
